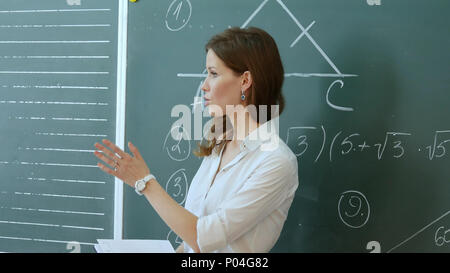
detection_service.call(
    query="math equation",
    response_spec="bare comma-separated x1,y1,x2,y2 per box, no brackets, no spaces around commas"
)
286,127,450,162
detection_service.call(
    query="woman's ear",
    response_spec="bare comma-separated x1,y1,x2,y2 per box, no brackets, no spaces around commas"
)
241,71,253,92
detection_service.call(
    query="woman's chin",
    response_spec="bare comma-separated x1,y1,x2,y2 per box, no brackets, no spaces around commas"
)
204,105,213,117
206,104,223,117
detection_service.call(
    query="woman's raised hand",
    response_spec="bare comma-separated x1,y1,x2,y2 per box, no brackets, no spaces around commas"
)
93,139,150,187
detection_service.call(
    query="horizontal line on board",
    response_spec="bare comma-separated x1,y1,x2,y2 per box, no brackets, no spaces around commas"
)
177,73,359,78
0,220,103,231
24,177,106,185
12,117,108,122
0,9,110,13
2,85,109,90
35,132,108,137
285,73,358,78
1,191,105,201
0,101,108,106
3,206,105,216
0,236,96,246
0,161,98,168
0,71,108,74
0,56,109,59
0,40,109,44
19,147,96,153
0,24,111,28
12,191,105,201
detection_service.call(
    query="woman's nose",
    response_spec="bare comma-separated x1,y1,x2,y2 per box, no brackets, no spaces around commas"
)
201,79,209,92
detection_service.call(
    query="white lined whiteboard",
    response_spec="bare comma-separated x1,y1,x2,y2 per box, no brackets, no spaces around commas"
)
0,0,119,253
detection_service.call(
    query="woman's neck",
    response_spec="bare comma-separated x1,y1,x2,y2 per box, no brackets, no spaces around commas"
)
228,110,260,147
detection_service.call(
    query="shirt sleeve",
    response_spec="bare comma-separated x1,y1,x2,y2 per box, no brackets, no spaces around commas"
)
196,155,297,253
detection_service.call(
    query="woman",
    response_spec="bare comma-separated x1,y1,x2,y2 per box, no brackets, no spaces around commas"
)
94,27,299,253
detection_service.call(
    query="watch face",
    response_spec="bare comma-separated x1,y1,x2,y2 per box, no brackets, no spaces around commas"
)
137,181,145,191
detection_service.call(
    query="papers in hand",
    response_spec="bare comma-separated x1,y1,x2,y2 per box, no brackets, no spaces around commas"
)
94,239,175,253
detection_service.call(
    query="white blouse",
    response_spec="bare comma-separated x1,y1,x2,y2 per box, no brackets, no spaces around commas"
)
183,117,299,253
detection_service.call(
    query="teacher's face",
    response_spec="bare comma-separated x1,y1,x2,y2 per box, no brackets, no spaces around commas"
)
201,49,242,117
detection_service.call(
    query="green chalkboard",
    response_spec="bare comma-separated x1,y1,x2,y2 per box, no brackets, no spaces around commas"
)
0,0,118,252
125,0,450,253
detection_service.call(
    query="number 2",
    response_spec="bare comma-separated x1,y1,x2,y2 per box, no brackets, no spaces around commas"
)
66,241,81,253
366,241,381,253
367,0,381,6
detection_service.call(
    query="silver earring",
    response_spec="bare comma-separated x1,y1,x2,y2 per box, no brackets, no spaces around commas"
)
241,90,246,101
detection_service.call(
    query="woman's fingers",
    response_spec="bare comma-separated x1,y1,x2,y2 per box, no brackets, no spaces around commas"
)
94,142,119,160
128,142,142,160
94,150,116,169
102,139,129,159
97,162,116,176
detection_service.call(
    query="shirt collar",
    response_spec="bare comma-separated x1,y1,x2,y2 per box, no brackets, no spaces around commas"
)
239,117,280,153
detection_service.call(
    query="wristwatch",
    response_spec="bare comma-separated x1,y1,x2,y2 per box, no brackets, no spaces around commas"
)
135,174,156,196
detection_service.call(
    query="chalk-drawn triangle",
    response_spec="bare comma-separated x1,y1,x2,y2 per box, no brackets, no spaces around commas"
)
240,0,357,78
238,1,334,75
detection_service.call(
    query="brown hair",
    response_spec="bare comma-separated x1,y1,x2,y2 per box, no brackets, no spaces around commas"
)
193,26,285,157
